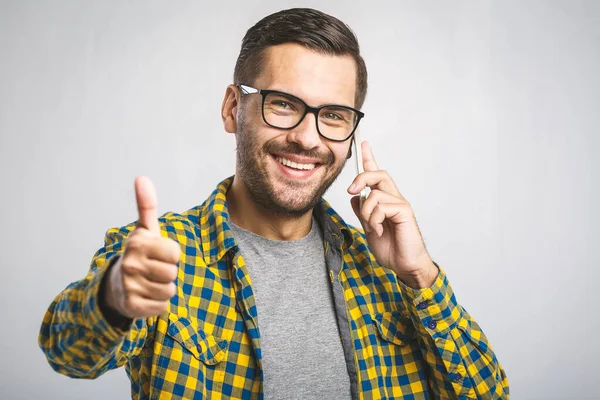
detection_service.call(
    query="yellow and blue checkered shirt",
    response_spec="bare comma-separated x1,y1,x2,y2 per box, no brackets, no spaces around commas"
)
39,177,509,399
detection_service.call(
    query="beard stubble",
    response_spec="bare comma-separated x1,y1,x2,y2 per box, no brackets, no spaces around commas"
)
235,114,347,218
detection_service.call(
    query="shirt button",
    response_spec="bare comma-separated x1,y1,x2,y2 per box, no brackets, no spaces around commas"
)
235,303,241,312
417,300,429,310
453,372,462,382
427,320,437,329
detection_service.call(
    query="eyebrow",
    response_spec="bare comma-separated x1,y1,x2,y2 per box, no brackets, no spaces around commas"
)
267,87,355,109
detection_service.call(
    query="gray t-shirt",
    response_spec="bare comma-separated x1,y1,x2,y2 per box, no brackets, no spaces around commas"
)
229,217,352,399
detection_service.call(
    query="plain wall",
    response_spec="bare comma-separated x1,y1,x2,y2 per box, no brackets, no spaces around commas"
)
1,1,598,399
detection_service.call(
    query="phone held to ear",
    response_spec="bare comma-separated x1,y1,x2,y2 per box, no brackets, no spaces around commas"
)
353,128,369,209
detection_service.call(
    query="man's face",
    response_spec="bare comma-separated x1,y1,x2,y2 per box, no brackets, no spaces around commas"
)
234,43,357,217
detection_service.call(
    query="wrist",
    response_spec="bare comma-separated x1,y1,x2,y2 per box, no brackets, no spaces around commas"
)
397,261,439,289
98,256,132,329
102,258,120,312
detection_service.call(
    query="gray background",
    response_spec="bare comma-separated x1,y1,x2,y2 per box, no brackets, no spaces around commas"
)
1,1,598,399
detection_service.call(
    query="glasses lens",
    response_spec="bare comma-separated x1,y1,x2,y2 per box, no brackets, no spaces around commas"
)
318,106,358,141
263,92,305,129
262,91,359,141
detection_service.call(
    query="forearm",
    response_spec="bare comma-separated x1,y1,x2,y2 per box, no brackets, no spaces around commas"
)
39,256,128,377
39,241,151,379
400,263,509,399
98,256,135,330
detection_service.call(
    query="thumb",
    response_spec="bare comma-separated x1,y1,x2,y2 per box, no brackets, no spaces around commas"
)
135,176,160,233
350,195,368,234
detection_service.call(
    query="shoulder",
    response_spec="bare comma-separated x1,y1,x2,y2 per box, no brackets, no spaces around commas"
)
102,206,202,246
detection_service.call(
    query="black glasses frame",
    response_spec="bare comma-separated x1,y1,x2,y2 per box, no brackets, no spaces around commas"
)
236,84,365,142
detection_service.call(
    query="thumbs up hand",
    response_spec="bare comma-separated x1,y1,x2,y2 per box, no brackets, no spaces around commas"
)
103,177,181,320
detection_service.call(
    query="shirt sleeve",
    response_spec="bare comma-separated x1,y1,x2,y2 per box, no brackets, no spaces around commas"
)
399,261,510,399
38,224,155,379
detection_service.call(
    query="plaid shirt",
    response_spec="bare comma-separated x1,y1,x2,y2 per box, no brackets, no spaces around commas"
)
39,176,509,399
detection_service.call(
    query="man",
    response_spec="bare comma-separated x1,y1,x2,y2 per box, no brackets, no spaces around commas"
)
39,8,509,400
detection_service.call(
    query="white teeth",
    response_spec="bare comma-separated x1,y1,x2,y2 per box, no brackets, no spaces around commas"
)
276,156,316,170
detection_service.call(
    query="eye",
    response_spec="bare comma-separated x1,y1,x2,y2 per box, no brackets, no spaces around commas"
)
323,112,344,121
272,100,291,109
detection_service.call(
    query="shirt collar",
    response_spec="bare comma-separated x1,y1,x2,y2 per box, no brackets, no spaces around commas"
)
197,176,355,265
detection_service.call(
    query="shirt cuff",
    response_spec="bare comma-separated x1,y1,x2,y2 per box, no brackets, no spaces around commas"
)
399,261,463,339
82,254,132,345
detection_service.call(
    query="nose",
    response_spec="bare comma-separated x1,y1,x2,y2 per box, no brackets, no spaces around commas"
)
286,111,322,150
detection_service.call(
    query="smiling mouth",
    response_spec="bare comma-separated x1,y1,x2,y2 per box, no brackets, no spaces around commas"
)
275,156,317,171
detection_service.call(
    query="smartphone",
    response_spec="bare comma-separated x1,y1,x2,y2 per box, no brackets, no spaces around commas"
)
353,128,370,208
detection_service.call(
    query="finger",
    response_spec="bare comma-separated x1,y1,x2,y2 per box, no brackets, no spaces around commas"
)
368,204,391,237
348,171,402,199
359,189,402,225
128,298,171,318
141,258,179,283
125,278,177,301
350,196,371,234
368,202,415,236
120,254,178,283
135,176,161,234
362,141,379,172
350,195,371,234
143,237,181,265
125,234,181,265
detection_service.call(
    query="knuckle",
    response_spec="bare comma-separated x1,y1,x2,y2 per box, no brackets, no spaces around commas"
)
151,301,169,316
158,238,179,263
127,234,143,247
157,285,174,301
360,207,370,220
368,212,377,223
122,278,135,294
400,202,413,213
170,240,181,261
120,259,135,274
167,264,179,281
128,228,142,239
124,297,139,314
121,259,142,275
133,226,152,236
126,235,145,253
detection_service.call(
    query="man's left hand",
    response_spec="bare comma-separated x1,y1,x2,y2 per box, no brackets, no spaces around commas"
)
348,141,438,289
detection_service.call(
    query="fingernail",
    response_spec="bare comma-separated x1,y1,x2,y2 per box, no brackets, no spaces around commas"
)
349,183,357,192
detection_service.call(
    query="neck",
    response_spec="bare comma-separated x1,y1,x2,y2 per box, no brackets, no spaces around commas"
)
226,176,313,241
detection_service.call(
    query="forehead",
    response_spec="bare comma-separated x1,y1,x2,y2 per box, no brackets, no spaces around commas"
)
253,43,357,108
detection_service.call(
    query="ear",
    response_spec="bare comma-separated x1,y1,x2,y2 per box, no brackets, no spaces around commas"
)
221,85,240,134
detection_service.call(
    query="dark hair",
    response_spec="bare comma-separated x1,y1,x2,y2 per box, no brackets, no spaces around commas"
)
234,8,368,109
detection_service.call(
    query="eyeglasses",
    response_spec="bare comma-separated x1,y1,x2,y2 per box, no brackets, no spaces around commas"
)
236,84,365,142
